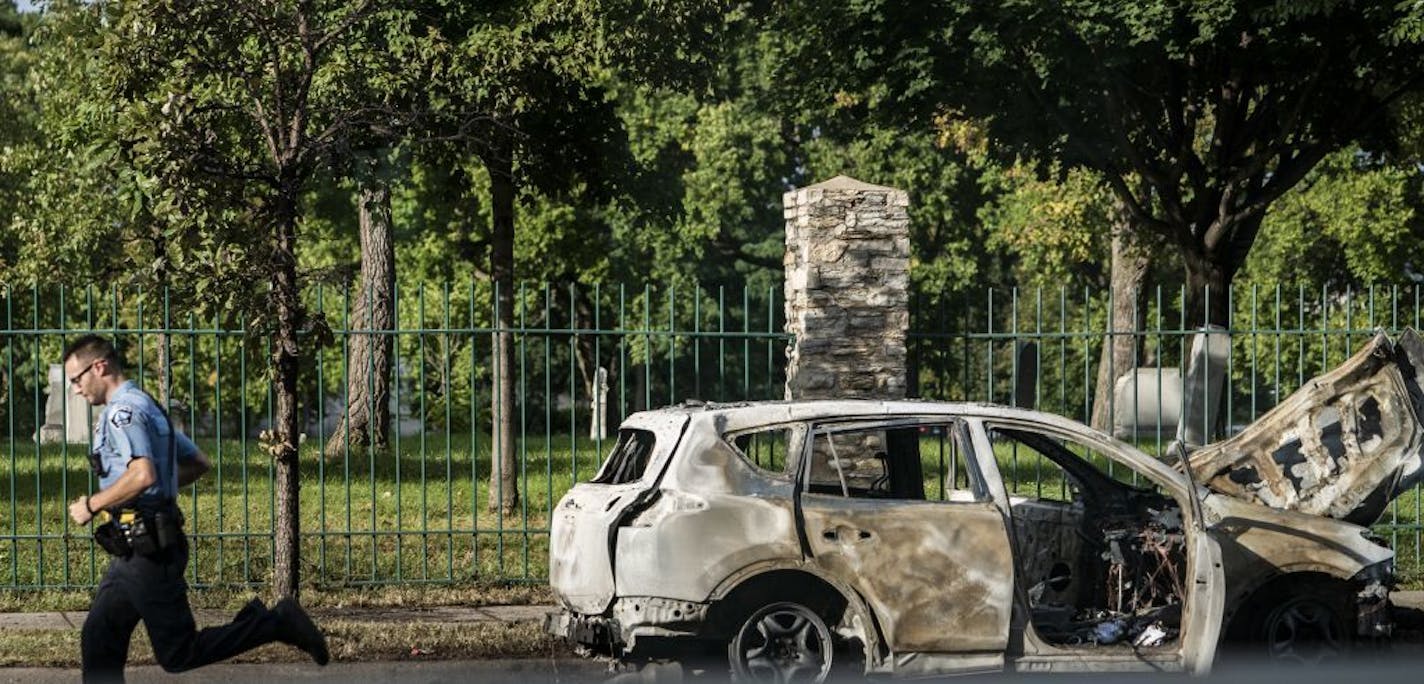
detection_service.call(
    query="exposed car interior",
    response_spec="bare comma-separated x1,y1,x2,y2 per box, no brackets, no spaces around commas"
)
802,421,985,503
990,427,1187,651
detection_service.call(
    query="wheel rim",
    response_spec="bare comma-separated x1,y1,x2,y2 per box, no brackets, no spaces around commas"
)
1264,596,1344,665
730,602,833,684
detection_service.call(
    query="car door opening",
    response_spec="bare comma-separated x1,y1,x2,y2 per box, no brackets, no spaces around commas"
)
992,427,1188,651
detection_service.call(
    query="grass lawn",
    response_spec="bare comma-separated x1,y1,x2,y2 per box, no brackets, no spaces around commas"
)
0,433,611,592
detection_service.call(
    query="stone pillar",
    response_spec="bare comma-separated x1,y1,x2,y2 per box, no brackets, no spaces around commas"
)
784,175,910,400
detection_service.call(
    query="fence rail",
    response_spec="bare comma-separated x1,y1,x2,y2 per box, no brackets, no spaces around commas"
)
2,281,1422,589
0,282,789,589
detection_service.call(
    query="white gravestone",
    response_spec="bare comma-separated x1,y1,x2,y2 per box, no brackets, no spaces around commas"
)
35,364,93,444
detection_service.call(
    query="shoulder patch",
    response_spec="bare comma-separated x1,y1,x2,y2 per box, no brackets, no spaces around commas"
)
109,406,134,428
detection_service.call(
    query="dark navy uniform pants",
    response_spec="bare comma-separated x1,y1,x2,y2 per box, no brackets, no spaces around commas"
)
81,539,281,683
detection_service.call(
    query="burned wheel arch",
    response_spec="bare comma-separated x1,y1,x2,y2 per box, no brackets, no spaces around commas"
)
706,566,880,659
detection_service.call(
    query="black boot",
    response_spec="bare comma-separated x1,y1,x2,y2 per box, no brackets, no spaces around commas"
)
273,598,330,666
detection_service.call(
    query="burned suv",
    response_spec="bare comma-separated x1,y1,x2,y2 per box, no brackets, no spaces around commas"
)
549,332,1422,680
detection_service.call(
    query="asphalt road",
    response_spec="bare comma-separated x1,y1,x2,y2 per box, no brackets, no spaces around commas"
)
7,653,1424,684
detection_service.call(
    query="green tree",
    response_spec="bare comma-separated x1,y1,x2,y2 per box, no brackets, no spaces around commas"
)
22,0,411,600
407,0,729,513
773,0,1424,327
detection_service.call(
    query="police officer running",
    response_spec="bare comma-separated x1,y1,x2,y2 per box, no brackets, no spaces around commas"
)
64,335,329,683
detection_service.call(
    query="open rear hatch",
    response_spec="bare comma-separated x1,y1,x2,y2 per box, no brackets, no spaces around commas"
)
1187,329,1424,525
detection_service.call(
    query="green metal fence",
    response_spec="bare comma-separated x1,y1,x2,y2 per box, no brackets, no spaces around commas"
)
0,282,789,590
910,283,1424,574
4,281,1423,589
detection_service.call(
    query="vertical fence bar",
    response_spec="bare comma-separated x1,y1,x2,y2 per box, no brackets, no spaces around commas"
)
746,287,757,401
444,282,454,582
418,284,428,580
6,285,17,585
316,284,328,582
31,284,41,586
668,284,676,405
517,282,530,578
58,285,69,586
618,285,627,464
693,285,701,399
567,283,577,505
718,287,726,402
985,288,994,404
211,299,224,584
766,287,776,400
1082,287,1091,425
1058,288,1067,418
239,310,251,583
468,280,479,580
415,286,427,578
184,308,199,584
1153,286,1164,454
543,283,553,577
370,279,382,582
340,284,352,580
393,280,404,583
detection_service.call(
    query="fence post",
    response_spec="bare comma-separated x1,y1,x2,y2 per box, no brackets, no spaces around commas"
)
783,175,910,400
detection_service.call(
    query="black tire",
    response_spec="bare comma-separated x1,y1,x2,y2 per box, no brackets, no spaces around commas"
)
1234,576,1354,666
727,601,835,684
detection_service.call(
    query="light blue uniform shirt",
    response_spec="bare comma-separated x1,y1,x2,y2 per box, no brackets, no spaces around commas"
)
92,381,199,508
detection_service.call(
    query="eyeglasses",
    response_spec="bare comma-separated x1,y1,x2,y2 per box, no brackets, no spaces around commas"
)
69,360,100,387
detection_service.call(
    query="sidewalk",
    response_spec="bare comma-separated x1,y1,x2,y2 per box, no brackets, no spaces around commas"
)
2,591,1421,632
0,603,556,631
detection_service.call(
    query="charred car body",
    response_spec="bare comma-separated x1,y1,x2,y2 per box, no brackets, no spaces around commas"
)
548,331,1424,679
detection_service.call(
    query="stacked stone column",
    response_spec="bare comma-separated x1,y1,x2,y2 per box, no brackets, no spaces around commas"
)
783,175,910,400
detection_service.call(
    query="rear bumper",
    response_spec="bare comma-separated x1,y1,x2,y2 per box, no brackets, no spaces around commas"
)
546,609,624,655
546,597,713,657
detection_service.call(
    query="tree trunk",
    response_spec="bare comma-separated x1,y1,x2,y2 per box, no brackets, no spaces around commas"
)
1090,202,1152,433
325,176,395,462
1180,212,1263,329
486,145,520,515
1182,252,1233,330
270,196,304,601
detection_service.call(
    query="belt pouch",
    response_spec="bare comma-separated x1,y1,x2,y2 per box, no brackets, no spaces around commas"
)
94,522,132,558
126,516,159,557
153,509,182,550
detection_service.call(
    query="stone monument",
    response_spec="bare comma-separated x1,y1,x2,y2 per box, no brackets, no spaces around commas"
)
35,363,94,444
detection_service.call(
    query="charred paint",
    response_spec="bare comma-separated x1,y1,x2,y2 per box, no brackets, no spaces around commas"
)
1189,331,1424,524
548,397,1402,677
800,495,1013,653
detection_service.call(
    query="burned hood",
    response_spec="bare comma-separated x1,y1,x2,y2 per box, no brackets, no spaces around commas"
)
1187,329,1424,525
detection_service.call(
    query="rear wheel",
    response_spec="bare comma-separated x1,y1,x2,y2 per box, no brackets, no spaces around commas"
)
728,601,834,684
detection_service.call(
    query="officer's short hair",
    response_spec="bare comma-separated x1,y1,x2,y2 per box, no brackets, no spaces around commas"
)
62,334,124,371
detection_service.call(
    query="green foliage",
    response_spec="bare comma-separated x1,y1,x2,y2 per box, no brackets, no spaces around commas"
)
1243,149,1423,288
980,165,1115,289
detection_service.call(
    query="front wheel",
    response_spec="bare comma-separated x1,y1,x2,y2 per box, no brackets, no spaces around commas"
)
1232,576,1354,666
1260,592,1351,664
728,601,834,684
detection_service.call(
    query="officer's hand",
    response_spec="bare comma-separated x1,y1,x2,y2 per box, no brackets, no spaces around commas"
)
69,497,94,526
